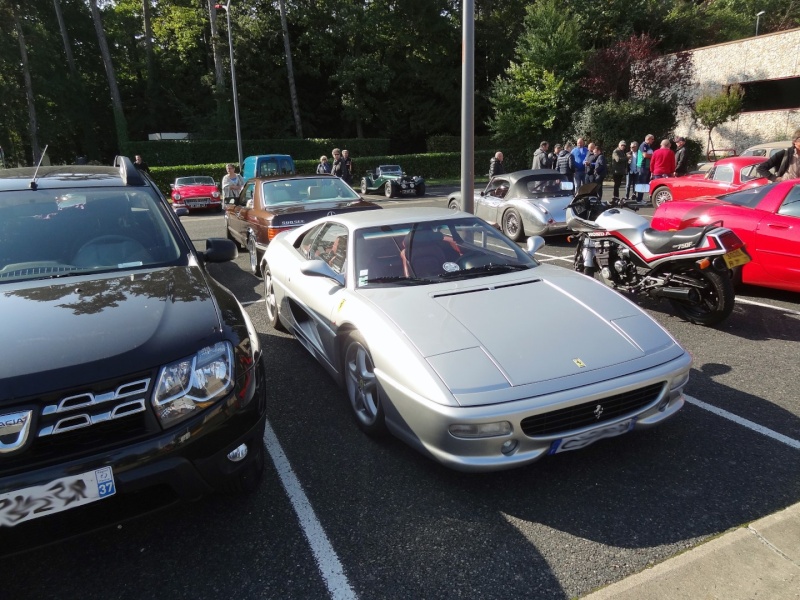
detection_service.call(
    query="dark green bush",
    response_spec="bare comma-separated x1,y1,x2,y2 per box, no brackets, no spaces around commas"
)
426,135,496,153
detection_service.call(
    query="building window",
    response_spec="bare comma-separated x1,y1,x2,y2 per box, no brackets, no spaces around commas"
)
738,77,800,112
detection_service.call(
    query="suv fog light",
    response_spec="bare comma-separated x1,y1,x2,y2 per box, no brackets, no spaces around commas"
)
227,443,248,462
449,421,512,439
501,439,518,455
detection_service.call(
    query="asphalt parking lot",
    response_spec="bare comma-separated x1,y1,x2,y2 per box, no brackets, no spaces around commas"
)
5,190,799,600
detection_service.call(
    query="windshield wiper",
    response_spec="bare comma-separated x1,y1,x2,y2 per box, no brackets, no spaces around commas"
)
440,263,531,278
364,275,431,285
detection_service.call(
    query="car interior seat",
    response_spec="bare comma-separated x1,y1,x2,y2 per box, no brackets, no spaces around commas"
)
401,226,451,278
307,186,324,200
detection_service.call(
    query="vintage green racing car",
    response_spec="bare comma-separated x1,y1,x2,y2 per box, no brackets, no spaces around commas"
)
360,165,426,198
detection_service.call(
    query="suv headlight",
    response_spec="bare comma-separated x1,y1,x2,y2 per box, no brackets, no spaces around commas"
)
152,341,235,428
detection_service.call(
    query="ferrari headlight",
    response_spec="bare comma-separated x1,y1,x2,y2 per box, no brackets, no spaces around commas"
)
449,421,512,439
152,341,235,428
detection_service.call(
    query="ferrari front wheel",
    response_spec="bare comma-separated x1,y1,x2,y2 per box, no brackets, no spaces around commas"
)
343,331,386,436
263,264,286,331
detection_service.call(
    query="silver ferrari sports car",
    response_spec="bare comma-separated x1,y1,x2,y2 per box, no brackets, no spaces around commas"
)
447,169,575,241
261,207,691,472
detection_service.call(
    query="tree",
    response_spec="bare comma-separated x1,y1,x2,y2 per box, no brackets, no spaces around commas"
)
278,0,302,138
9,2,41,164
693,84,744,160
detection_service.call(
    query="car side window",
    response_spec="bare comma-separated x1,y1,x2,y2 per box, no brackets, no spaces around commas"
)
310,224,348,274
238,182,255,207
778,185,800,218
712,165,734,183
485,178,509,197
740,166,759,182
297,224,325,258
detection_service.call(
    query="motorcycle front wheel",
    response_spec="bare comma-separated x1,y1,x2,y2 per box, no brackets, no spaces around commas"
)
667,266,734,326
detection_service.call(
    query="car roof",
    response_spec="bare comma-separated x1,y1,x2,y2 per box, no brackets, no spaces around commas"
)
326,207,459,229
0,161,145,191
743,140,792,152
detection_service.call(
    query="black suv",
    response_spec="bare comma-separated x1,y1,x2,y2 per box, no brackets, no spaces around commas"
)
0,157,266,549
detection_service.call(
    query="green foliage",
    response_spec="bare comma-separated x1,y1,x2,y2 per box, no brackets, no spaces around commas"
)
572,98,678,150
426,136,496,153
693,85,744,133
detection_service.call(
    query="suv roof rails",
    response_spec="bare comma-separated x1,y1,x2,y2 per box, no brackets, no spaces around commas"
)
114,155,146,186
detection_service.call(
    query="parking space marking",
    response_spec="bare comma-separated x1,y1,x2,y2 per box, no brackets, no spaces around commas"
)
263,420,358,600
736,298,800,315
686,395,800,450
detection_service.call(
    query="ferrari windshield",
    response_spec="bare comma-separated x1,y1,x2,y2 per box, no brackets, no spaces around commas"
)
175,176,215,186
718,183,777,208
263,177,360,205
0,188,183,282
354,216,537,287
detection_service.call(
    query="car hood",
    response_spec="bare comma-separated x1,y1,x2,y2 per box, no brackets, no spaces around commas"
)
0,266,223,400
360,267,684,405
174,184,218,196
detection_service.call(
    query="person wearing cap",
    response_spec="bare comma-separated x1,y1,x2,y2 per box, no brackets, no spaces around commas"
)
626,141,640,198
674,137,689,176
611,140,628,198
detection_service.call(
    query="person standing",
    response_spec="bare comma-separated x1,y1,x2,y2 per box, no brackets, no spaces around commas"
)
592,146,607,200
650,139,676,180
626,140,640,198
584,142,598,182
316,155,331,174
341,149,354,184
673,137,689,176
489,151,505,177
571,138,589,189
756,129,800,181
611,141,628,199
330,148,348,182
531,141,550,169
555,143,573,179
222,163,244,200
134,155,150,173
636,134,655,202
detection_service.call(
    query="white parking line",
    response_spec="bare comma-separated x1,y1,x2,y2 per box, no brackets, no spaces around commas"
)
686,395,800,450
263,420,358,600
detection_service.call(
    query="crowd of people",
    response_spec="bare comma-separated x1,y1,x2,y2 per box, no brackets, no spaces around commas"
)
492,134,691,201
317,148,354,185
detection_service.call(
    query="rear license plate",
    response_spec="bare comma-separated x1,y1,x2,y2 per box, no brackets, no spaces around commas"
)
0,467,116,528
723,248,750,268
549,419,635,454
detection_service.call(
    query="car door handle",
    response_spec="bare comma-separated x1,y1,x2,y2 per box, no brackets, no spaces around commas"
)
767,223,790,229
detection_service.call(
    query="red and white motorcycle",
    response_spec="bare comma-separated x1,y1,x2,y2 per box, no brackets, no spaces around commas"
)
566,184,751,326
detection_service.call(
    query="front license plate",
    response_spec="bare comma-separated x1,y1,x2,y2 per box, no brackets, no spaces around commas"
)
549,419,635,454
723,248,750,268
187,200,208,207
0,467,116,528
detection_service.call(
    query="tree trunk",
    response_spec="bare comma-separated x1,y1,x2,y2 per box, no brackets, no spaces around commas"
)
207,0,227,137
142,0,157,131
53,0,77,77
12,6,41,165
88,0,129,152
278,0,303,138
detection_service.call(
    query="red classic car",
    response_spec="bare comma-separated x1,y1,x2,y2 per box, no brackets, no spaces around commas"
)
651,180,800,293
648,156,768,208
170,176,222,212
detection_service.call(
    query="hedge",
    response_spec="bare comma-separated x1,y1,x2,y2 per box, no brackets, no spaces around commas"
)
148,151,496,194
125,138,390,166
426,135,496,153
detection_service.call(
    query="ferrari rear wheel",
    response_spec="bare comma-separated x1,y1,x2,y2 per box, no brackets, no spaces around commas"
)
502,208,523,242
343,331,387,436
263,264,286,331
652,186,672,208
385,181,394,198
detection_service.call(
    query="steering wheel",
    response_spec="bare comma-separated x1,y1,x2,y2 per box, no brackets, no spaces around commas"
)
457,252,495,269
73,235,151,267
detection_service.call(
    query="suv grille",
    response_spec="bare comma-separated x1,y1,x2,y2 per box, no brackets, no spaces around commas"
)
1,375,158,474
520,382,665,437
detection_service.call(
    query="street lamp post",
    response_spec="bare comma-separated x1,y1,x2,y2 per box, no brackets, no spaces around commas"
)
756,10,766,36
216,1,243,169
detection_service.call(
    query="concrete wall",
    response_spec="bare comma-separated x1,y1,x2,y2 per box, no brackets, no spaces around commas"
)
675,28,800,153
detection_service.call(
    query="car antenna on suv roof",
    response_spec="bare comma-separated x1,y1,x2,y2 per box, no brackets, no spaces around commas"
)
29,144,49,191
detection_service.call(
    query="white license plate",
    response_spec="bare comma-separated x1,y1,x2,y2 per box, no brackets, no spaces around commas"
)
187,200,208,207
549,419,635,454
0,467,116,528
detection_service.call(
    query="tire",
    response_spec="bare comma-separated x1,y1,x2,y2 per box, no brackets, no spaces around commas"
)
361,178,368,194
385,181,395,198
415,183,426,197
502,208,524,242
448,199,460,211
247,235,262,277
343,331,387,436
652,186,673,208
263,264,286,331
667,265,735,326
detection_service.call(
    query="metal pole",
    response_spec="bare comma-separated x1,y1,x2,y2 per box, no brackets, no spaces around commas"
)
460,0,475,214
225,0,243,169
755,14,760,35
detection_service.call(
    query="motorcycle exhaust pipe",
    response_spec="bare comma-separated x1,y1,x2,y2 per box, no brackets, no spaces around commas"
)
651,286,701,302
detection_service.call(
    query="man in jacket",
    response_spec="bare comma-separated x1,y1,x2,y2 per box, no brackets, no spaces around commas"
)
636,134,655,202
650,139,676,179
674,137,689,176
571,138,589,189
592,146,607,200
611,141,628,198
489,151,505,177
555,142,573,178
756,130,800,181
531,141,550,169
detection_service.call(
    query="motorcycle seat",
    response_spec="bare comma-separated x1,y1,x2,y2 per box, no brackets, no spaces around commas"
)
641,226,707,255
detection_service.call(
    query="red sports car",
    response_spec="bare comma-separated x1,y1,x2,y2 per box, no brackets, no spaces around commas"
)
651,180,800,293
170,176,222,212
648,156,768,208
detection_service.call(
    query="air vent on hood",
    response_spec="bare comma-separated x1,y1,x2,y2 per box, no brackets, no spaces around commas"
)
433,278,541,298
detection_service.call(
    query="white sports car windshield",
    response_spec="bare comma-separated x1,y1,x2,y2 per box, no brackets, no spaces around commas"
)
354,217,536,287
176,176,215,186
0,189,183,282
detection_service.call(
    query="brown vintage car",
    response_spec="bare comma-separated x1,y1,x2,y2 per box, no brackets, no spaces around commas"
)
224,174,381,276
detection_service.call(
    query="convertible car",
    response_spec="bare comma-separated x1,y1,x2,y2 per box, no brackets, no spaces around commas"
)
651,180,800,293
447,169,574,241
360,165,425,198
649,156,768,208
170,175,222,212
260,207,691,472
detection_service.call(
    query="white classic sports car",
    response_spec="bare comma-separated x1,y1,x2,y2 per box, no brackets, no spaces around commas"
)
261,207,691,472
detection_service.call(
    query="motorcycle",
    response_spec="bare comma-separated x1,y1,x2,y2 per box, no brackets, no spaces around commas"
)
565,183,751,326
